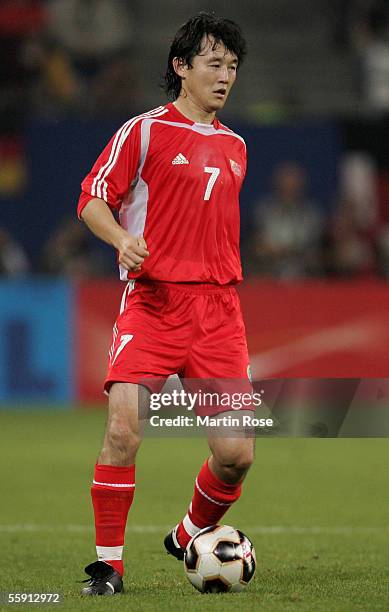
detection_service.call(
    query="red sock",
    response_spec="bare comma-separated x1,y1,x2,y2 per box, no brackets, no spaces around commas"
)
91,463,135,576
176,459,242,549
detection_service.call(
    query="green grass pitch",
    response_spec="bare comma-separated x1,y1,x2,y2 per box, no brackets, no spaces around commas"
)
0,409,388,611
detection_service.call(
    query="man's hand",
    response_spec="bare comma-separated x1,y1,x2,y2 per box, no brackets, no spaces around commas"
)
80,198,150,271
114,231,150,271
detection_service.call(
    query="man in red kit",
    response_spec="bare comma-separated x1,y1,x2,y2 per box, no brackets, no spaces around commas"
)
77,12,254,595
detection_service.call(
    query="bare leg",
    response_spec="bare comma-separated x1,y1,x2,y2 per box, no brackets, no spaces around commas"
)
98,382,149,466
207,434,255,484
89,382,149,579
173,418,255,549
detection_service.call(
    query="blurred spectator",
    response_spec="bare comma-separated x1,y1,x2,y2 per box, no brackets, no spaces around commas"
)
0,0,47,130
323,197,377,277
327,0,357,50
0,0,47,194
0,227,30,276
91,54,139,117
339,152,378,227
0,137,28,196
322,153,378,278
46,0,137,116
376,226,389,276
32,42,80,116
250,163,322,279
41,217,113,279
353,1,389,114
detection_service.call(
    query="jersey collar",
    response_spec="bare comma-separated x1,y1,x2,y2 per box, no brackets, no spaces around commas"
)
166,102,220,129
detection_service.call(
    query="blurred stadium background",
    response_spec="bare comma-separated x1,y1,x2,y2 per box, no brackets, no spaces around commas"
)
1,0,389,404
1,2,389,608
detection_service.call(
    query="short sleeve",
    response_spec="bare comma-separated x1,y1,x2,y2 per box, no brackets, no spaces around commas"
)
80,117,142,211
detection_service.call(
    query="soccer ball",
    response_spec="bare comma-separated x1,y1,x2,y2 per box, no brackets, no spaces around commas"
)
184,524,256,593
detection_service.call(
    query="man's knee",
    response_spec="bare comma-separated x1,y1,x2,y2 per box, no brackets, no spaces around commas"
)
106,417,141,455
221,448,254,473
210,439,255,482
100,382,144,464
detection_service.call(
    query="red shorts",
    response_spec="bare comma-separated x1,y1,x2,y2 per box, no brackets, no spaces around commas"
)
105,281,250,395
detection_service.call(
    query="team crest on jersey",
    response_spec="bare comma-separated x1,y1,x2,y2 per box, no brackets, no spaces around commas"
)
229,158,242,177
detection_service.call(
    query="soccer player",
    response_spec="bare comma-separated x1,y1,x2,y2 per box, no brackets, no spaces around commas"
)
77,12,254,595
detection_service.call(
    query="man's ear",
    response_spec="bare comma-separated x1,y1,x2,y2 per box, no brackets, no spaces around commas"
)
172,57,187,78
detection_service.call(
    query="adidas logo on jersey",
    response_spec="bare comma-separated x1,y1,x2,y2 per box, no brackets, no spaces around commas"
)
172,153,189,165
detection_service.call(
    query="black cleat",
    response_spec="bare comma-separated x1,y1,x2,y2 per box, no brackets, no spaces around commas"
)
81,561,123,596
164,527,185,561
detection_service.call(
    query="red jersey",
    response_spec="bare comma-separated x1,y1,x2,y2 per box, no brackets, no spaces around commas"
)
78,103,247,285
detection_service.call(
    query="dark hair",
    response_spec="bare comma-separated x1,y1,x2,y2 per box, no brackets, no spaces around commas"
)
163,12,247,101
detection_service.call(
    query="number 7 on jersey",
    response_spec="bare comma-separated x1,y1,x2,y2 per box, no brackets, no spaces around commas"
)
203,167,220,201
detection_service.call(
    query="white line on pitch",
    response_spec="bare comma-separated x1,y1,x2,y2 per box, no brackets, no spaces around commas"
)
0,525,387,535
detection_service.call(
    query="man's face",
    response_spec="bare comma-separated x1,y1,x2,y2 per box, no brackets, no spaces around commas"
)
177,36,238,114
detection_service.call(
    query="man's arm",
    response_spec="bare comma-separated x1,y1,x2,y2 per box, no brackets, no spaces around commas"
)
81,197,149,272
